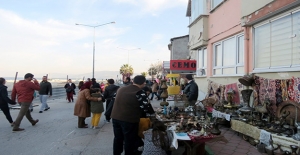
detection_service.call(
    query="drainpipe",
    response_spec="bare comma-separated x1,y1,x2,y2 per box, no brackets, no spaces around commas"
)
244,26,250,75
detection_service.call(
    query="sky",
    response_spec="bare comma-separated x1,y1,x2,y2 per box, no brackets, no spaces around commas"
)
0,0,189,79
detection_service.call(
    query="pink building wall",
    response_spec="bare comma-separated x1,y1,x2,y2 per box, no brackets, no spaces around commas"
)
206,0,245,76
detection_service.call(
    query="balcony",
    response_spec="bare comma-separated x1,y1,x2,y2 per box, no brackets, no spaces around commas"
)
188,15,209,50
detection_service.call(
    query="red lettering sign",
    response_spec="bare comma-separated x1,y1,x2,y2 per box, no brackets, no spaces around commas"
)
170,60,197,71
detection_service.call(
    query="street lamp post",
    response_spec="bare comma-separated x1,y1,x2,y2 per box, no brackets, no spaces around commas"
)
76,22,115,78
117,47,141,65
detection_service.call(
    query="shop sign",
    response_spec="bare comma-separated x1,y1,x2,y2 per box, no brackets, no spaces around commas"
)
170,60,196,71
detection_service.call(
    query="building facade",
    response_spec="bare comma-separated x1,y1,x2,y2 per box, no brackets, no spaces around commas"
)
185,0,300,102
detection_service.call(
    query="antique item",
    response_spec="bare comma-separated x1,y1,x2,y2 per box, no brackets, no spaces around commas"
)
224,88,235,108
160,79,169,106
239,89,254,113
290,145,298,155
238,74,254,86
274,144,285,155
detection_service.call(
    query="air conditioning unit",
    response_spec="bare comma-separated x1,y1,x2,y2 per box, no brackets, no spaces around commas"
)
196,69,206,76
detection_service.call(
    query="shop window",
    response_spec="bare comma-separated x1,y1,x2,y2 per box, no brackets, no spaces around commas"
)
213,34,244,76
197,48,207,76
254,10,300,72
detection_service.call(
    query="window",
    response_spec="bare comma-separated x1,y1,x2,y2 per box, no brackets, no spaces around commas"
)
211,0,223,10
213,34,244,76
197,48,207,76
254,10,300,72
190,0,207,23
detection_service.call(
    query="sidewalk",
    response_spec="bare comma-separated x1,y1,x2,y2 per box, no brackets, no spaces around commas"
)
87,99,264,155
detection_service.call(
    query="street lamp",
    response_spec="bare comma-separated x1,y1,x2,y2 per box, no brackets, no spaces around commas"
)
76,21,115,78
144,59,159,81
117,47,141,65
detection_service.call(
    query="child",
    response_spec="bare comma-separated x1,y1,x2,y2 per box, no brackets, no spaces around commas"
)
90,88,104,129
142,121,173,155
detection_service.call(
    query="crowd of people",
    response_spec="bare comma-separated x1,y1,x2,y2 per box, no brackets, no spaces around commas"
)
0,73,198,155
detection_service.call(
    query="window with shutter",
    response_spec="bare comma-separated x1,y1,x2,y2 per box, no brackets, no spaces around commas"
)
254,9,300,72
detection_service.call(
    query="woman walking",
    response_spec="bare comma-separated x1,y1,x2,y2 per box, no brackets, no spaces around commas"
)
74,83,102,128
0,77,16,126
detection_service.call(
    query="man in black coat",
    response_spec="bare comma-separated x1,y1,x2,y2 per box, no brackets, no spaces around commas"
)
183,74,199,106
103,79,119,123
64,79,76,103
0,77,16,126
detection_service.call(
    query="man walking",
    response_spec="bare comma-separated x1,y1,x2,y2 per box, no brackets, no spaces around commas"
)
11,73,40,131
150,80,160,100
111,75,153,155
183,74,199,106
64,79,76,103
39,76,52,113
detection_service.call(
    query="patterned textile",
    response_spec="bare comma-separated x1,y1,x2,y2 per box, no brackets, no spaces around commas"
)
288,79,295,101
187,134,227,143
260,130,271,146
206,80,223,105
281,80,288,102
253,76,260,106
231,120,261,140
224,83,240,104
275,79,283,106
142,129,168,155
293,77,300,103
258,77,277,113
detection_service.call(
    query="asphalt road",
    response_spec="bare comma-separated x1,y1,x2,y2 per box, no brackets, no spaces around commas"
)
0,94,114,155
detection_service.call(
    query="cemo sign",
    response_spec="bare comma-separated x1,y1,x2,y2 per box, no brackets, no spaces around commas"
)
170,60,197,71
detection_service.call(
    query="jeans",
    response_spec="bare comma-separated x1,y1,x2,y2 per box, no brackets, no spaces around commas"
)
112,119,139,155
0,104,13,123
150,92,160,100
13,102,35,129
39,95,49,111
91,113,102,127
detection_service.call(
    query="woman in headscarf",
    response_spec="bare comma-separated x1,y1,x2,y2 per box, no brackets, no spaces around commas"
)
74,82,102,128
0,77,16,126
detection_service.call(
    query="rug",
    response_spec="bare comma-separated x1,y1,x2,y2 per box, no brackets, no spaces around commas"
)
292,77,300,103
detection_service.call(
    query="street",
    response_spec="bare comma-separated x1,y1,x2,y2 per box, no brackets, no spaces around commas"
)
0,95,115,155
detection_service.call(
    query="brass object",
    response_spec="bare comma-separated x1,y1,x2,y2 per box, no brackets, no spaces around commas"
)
239,89,254,113
238,74,254,86
290,145,298,155
160,79,169,106
274,144,285,155
224,88,235,108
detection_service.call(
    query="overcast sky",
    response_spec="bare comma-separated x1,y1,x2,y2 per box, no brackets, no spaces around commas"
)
0,0,189,78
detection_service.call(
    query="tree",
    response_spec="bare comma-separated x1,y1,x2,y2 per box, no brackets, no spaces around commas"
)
147,61,163,79
141,72,148,77
119,64,134,81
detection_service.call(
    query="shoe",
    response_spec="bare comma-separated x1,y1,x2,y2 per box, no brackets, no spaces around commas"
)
30,109,33,112
104,120,110,123
31,119,39,126
93,126,100,129
10,122,15,127
90,126,94,129
39,111,43,113
13,128,25,131
44,107,50,111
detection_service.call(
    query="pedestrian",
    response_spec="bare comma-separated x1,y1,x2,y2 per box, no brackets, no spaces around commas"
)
123,77,132,85
74,82,102,128
91,78,101,92
150,80,160,100
142,120,173,155
64,79,76,103
90,88,104,129
11,73,40,131
85,78,92,89
103,79,119,123
111,75,154,155
183,74,199,106
0,77,16,127
78,81,84,90
38,76,52,113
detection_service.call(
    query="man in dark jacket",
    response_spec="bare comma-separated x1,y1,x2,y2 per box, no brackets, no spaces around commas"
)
103,79,119,123
111,75,153,155
0,77,16,126
38,76,52,113
64,79,76,103
184,74,199,106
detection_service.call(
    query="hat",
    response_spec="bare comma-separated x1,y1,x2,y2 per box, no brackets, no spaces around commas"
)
185,74,193,80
